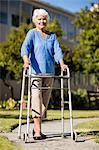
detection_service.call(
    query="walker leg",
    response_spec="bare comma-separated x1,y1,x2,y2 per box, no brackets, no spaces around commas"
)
18,69,26,139
61,68,73,139
61,71,64,138
25,74,31,142
68,77,73,138
73,131,77,141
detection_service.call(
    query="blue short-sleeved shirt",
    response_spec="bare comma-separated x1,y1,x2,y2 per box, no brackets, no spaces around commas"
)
21,28,63,74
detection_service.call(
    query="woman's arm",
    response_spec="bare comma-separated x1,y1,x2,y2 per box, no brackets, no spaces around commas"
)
21,30,33,69
53,34,68,71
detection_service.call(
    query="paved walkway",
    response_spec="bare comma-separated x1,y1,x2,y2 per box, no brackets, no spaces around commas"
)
1,118,99,150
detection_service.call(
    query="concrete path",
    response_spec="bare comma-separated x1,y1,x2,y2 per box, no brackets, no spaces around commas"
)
1,118,99,150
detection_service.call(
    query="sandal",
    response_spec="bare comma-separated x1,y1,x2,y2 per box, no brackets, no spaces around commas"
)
33,129,46,140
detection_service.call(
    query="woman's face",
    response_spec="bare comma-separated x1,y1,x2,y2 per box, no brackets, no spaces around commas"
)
35,15,47,30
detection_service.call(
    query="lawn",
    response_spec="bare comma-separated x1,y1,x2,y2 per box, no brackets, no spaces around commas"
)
0,109,26,150
47,109,99,120
0,136,22,150
0,109,26,132
74,120,99,143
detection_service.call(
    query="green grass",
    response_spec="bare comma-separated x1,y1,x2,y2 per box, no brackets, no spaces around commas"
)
47,110,99,120
95,136,99,143
0,109,27,133
0,136,22,150
0,109,26,150
74,120,99,143
74,120,99,132
0,118,19,132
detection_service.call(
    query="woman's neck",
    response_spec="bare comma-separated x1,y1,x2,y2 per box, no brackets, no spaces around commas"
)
36,27,48,38
36,27,45,33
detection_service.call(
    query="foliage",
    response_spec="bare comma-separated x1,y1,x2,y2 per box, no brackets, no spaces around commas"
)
0,23,34,80
49,87,89,110
46,19,63,39
73,4,99,85
6,98,17,110
0,100,3,108
72,88,89,109
23,95,28,101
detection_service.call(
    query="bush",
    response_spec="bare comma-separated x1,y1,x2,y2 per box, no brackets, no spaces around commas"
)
0,99,7,109
0,100,3,108
72,88,89,110
5,98,17,110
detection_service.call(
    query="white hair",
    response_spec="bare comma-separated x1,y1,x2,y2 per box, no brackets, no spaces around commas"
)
32,9,50,24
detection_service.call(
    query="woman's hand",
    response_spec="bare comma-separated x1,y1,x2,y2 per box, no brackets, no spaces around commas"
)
23,55,30,69
61,64,68,71
60,59,68,71
23,61,30,69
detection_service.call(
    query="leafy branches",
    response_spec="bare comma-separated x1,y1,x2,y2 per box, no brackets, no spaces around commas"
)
73,4,99,84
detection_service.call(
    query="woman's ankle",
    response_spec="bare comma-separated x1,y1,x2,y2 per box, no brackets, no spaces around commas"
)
33,117,41,136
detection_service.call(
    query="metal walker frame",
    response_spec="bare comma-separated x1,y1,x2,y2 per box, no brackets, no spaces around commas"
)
18,66,77,142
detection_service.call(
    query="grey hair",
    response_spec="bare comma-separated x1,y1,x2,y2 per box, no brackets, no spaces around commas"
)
32,9,50,24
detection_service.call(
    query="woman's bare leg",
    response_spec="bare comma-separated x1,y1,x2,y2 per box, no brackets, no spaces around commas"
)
33,117,41,137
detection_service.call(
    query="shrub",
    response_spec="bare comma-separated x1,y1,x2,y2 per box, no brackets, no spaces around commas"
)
6,98,16,110
0,99,3,108
72,88,89,109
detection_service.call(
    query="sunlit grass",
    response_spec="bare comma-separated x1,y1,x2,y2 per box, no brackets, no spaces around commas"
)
74,120,99,132
0,109,27,133
0,119,19,132
47,110,99,120
0,136,22,150
74,120,99,143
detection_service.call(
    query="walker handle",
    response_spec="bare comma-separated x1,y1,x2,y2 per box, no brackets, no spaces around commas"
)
61,66,70,78
23,65,31,77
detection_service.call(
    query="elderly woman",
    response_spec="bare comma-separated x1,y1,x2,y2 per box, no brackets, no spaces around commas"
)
21,9,67,140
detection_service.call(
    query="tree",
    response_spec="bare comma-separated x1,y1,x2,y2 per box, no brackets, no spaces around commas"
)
0,23,34,79
73,4,99,85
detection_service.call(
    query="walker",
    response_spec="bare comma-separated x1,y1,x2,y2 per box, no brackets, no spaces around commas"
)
18,65,77,142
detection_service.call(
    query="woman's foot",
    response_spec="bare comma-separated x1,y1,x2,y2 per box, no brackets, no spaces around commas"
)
33,129,46,140
40,132,46,139
33,117,46,140
33,135,43,140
